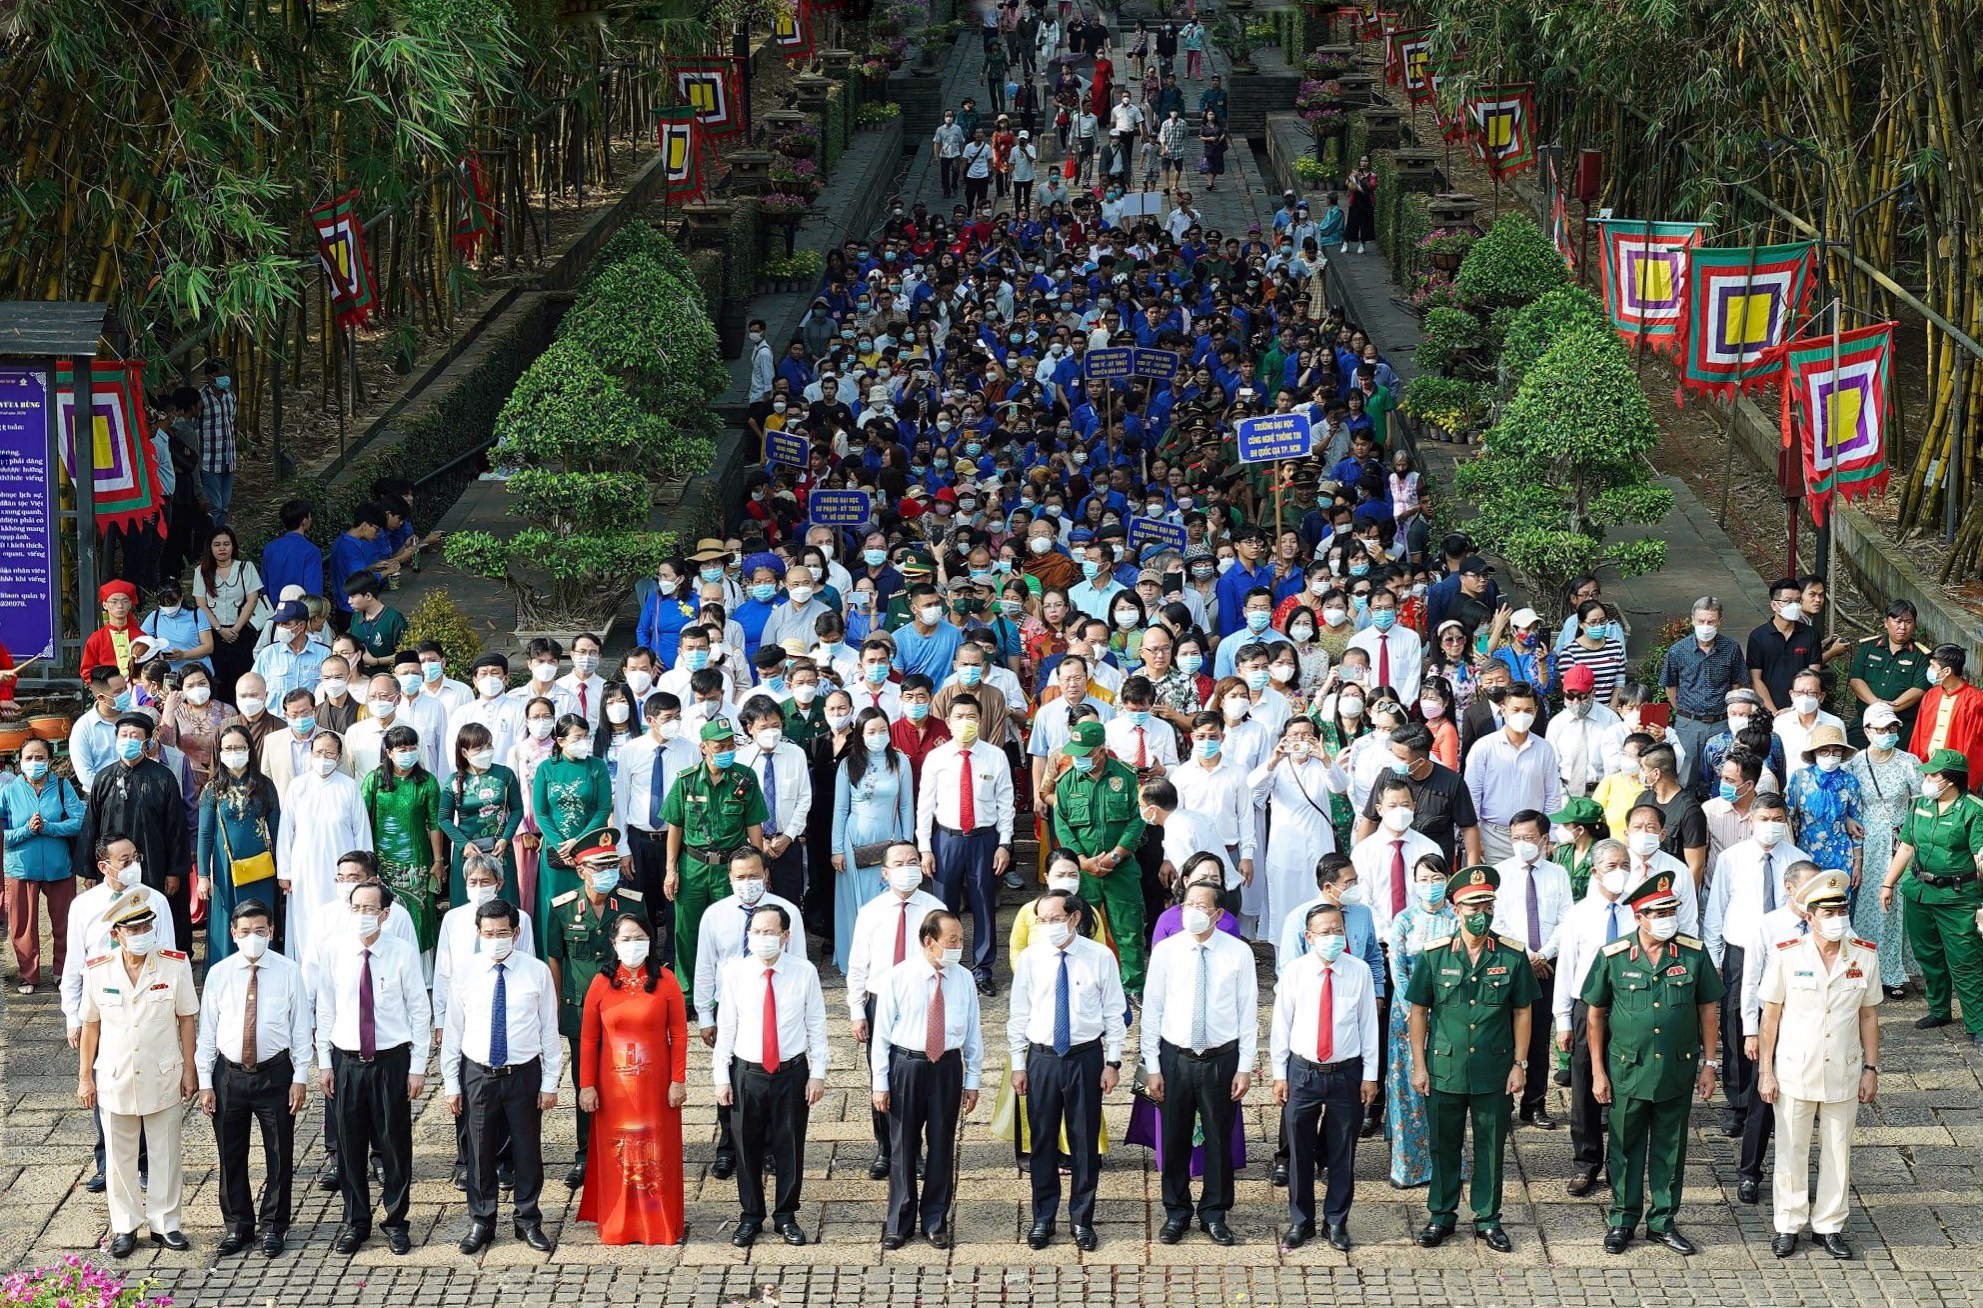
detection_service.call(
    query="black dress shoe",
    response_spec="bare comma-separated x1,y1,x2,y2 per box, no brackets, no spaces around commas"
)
1200,1219,1235,1246
370,1156,386,1185
1552,1068,1571,1087
261,1230,285,1258
1476,1226,1512,1254
1737,1179,1761,1205
1819,1232,1853,1259
452,1163,469,1191
1522,1109,1559,1130
976,975,999,997
1772,1232,1799,1258
497,1162,516,1192
459,1222,495,1255
1158,1217,1188,1244
711,1154,737,1181
1072,1224,1098,1251
881,1232,906,1250
385,1227,412,1256
1279,1222,1314,1250
515,1221,552,1252
1269,1160,1290,1187
217,1229,254,1257
1027,1221,1053,1249
927,1229,950,1249
775,1218,807,1246
1325,1222,1351,1252
1650,1228,1697,1255
1358,1113,1381,1139
318,1167,342,1193
732,1220,761,1248
152,1230,191,1252
1915,1013,1954,1029
1603,1226,1632,1254
1566,1168,1600,1197
1415,1223,1452,1248
85,1172,107,1194
333,1225,369,1255
108,1232,137,1259
869,1152,892,1180
565,1161,587,1190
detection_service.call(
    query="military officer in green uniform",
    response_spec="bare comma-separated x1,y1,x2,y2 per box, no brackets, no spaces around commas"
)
1582,867,1724,1255
663,720,767,1012
1879,748,1983,1045
1406,865,1539,1253
1050,719,1149,989
883,555,934,632
780,656,829,749
1846,604,1930,745
545,826,646,1189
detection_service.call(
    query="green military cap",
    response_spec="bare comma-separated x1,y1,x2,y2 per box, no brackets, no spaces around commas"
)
898,554,934,577
1548,797,1604,828
573,827,623,864
1923,748,1969,781
700,719,736,743
1063,719,1107,756
1448,864,1499,905
1623,868,1681,913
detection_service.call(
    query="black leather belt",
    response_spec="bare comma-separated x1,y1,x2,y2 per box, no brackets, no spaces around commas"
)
1030,1039,1102,1058
632,827,668,840
1671,707,1726,722
1293,1053,1361,1074
1917,871,1977,889
468,1056,540,1078
1163,1038,1239,1061
891,1045,961,1064
337,1042,409,1065
688,844,742,863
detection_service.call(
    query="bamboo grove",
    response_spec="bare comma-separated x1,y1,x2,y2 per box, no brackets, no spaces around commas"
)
1406,0,1983,560
0,0,732,441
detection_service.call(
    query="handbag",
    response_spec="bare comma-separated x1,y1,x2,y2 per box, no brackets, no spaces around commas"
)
851,840,896,867
220,815,276,887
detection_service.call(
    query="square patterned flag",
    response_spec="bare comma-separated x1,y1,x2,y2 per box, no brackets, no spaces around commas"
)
1595,219,1710,352
675,57,743,139
1681,241,1816,398
1779,321,1895,523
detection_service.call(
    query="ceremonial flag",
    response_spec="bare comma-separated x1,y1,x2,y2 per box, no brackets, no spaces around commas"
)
656,106,704,203
308,189,378,329
451,156,497,256
1547,155,1576,270
1595,219,1710,351
54,360,163,534
773,0,815,59
1466,84,1535,179
1395,27,1434,101
1778,321,1895,523
1681,241,1817,398
675,57,743,139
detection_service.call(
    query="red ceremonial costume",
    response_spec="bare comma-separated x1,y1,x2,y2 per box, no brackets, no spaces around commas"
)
1910,680,1983,789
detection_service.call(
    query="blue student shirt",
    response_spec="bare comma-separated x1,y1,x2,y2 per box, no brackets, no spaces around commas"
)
327,531,388,612
261,530,325,599
892,621,964,682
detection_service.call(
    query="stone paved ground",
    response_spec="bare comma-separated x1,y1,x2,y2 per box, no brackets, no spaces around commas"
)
11,21,1983,1308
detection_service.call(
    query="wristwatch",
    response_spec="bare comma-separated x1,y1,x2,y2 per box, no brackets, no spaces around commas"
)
1106,1060,1123,1071
1863,1063,1880,1073
1704,1059,1721,1070
1514,1059,1528,1069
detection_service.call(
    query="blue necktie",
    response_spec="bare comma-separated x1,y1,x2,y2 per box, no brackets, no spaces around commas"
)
1606,903,1623,943
1763,853,1777,912
490,961,508,1066
762,751,778,829
1053,950,1072,1055
648,743,667,824
741,902,754,954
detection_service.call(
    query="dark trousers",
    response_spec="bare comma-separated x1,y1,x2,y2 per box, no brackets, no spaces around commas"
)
1136,825,1168,952
212,1052,295,1234
964,175,991,210
626,829,676,964
331,1044,413,1231
1427,1088,1510,1229
566,1034,590,1164
733,1056,809,1222
1607,1093,1691,1233
1517,994,1553,1118
1025,1041,1103,1226
885,1047,963,1238
864,996,890,1158
1718,945,1775,1180
765,840,805,911
1157,1040,1239,1221
940,157,960,197
1284,1054,1363,1227
464,1058,544,1223
932,825,999,979
1568,1000,1606,1169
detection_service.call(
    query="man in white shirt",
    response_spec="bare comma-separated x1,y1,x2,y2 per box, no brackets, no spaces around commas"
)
870,909,984,1249
1619,804,1704,934
341,671,402,780
1105,677,1181,772
1770,667,1843,777
1492,809,1574,1129
1741,855,1816,1208
439,900,559,1253
553,632,607,731
432,855,536,1192
1552,838,1635,1196
713,904,829,1247
1067,541,1128,621
756,565,833,656
312,879,430,1256
735,697,813,907
1354,776,1443,934
1271,900,1381,1252
506,639,581,722
612,694,697,896
847,844,947,1179
1546,665,1620,796
1345,590,1423,699
195,899,310,1257
1463,682,1563,862
446,654,521,777
1170,712,1259,888
416,643,473,714
915,696,1015,990
1142,882,1258,1246
1142,776,1234,900
1008,889,1126,1251
657,625,745,705
389,651,451,776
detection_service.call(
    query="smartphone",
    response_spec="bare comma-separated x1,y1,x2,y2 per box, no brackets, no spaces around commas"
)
1639,703,1671,732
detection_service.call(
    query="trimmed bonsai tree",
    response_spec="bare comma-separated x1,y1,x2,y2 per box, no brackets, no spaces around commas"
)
1454,211,1569,310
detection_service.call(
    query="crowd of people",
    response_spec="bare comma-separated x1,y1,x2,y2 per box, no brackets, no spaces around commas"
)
27,2,1983,1271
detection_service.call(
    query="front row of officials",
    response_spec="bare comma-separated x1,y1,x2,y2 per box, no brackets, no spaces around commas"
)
79,843,1881,1259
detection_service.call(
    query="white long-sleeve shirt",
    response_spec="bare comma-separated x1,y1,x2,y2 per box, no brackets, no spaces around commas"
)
1168,756,1258,862
1269,951,1380,1078
1007,936,1126,1064
915,740,1015,847
196,950,313,1088
432,901,536,1034
1704,837,1810,967
312,931,431,1068
1464,729,1565,826
62,878,176,1031
1140,928,1259,1072
439,950,561,1094
734,739,813,842
868,957,985,1092
711,952,830,1084
845,888,947,1020
692,891,807,1028
1552,891,1635,1031
1489,856,1574,960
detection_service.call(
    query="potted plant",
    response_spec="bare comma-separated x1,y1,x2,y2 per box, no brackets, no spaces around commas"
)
1419,226,1477,272
772,122,821,157
768,155,823,200
1292,155,1331,186
1294,77,1343,110
761,191,813,254
1301,50,1349,79
1211,16,1259,72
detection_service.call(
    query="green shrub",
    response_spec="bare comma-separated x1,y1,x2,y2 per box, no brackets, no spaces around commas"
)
1414,306,1485,376
580,221,697,299
1399,375,1491,437
404,591,485,681
1498,285,1608,392
554,257,727,428
491,339,660,471
1454,212,1568,309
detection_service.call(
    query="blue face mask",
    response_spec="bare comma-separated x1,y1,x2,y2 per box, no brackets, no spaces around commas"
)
1246,610,1271,633
1348,562,1370,578
117,738,145,762
1389,757,1412,775
213,375,231,391
1196,737,1222,760
750,583,777,603
1082,561,1102,581
1718,780,1739,803
765,674,786,694
1127,709,1151,726
1586,622,1611,642
959,666,984,686
1314,933,1347,962
686,649,710,671
864,548,887,567
290,716,316,736
1069,752,1096,771
1371,609,1398,632
1416,881,1447,907
700,566,723,584
864,663,890,685
1244,669,1269,691
712,749,737,769
966,442,983,456
906,701,931,722
114,688,135,712
589,869,621,895
22,759,48,781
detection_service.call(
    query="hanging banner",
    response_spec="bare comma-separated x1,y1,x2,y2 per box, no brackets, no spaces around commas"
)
1681,241,1817,398
0,366,61,661
656,106,705,203
1395,28,1435,101
307,189,379,329
1546,155,1576,270
1779,322,1895,524
1466,84,1535,179
451,156,498,256
1595,219,1711,351
54,360,164,536
773,0,815,59
675,57,744,139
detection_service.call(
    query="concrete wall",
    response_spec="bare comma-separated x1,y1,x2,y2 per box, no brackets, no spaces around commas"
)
1225,50,1303,136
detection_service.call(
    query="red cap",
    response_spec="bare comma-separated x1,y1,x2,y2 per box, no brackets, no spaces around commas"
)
1562,665,1596,693
934,486,959,505
99,580,138,604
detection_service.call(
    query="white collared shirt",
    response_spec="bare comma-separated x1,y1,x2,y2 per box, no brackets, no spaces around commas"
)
613,732,701,837
692,891,807,1028
915,740,1016,846
1741,904,1806,1035
1625,849,1702,937
1007,936,1126,1064
439,949,561,1093
62,879,176,1031
432,901,537,1033
555,672,607,730
1464,729,1565,826
1704,837,1811,966
711,952,830,1084
196,949,313,1087
1552,891,1635,1031
1489,856,1575,959
869,957,985,1091
1346,623,1424,699
734,738,813,841
312,931,430,1068
1168,755,1257,861
1156,805,1236,888
845,888,947,1019
1349,826,1443,933
1139,927,1259,1072
1105,714,1180,771
1269,950,1380,1078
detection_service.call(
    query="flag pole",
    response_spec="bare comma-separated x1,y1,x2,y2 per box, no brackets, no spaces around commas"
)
1715,232,1764,529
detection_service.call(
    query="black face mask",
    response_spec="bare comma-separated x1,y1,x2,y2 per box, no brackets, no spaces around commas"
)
1484,685,1509,704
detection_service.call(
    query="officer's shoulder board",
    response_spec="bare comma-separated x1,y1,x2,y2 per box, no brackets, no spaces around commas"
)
1496,934,1527,954
1673,934,1703,951
159,949,188,961
550,890,580,909
1601,938,1633,958
86,953,112,969
1852,937,1878,951
1857,633,1880,645
616,888,645,903
1774,936,1802,950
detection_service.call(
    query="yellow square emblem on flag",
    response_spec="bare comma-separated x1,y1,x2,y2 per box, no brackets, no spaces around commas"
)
92,414,114,469
1723,293,1774,348
1826,388,1862,446
688,80,717,113
1633,259,1672,303
666,132,690,172
1486,112,1513,150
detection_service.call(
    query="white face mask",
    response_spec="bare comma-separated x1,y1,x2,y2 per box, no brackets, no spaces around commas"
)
1505,710,1536,733
1924,777,1947,799
940,946,965,967
735,878,767,905
1815,753,1843,773
237,695,266,717
468,748,496,770
1694,622,1718,643
122,929,157,956
889,866,924,893
1512,840,1541,865
748,933,784,960
1645,915,1679,942
918,604,943,625
605,700,633,726
469,884,499,907
1792,693,1820,715
369,699,397,719
1778,602,1805,623
1222,698,1249,723
788,586,815,605
1043,920,1074,947
563,739,593,760
1181,906,1213,936
616,939,651,968
312,755,339,776
1047,875,1082,894
238,932,271,960
1628,831,1661,857
1322,607,1348,627
572,654,600,676
355,911,382,937
754,727,785,752
478,676,507,699
1382,807,1415,833
531,662,559,684
528,718,554,739
1816,914,1849,942
219,749,251,771
1754,819,1787,847
1600,867,1628,897
792,683,819,705
1337,883,1365,906
626,669,654,696
484,934,516,962
183,684,213,706
1726,713,1752,734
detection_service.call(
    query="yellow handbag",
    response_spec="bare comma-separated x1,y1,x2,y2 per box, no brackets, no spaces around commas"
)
220,817,276,887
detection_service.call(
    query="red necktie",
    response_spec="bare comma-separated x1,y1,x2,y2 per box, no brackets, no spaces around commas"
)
579,682,588,717
1390,839,1406,917
1377,633,1391,688
1135,727,1147,769
959,746,977,828
761,968,780,1072
894,899,909,964
925,970,947,1062
1315,961,1335,1062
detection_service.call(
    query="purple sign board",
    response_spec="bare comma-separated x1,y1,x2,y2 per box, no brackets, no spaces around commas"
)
0,366,59,660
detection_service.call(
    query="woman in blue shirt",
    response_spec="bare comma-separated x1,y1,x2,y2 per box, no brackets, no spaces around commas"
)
135,579,214,675
197,723,282,964
2,738,85,993
635,559,697,668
